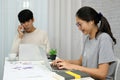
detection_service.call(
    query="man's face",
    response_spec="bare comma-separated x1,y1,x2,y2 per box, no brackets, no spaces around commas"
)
21,19,34,32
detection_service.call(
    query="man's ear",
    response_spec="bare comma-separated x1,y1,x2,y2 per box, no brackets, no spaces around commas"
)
32,18,34,22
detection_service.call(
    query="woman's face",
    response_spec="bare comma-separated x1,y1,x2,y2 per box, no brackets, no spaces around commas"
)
76,17,94,35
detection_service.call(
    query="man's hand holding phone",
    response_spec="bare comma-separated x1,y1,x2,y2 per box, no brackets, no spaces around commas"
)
17,25,24,39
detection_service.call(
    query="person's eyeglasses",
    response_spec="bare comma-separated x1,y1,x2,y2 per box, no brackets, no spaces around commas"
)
76,23,81,27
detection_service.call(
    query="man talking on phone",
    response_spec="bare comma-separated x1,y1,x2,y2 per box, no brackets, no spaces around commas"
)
11,9,50,56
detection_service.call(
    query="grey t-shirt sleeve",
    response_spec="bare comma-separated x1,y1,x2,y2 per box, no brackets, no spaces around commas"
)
98,34,115,64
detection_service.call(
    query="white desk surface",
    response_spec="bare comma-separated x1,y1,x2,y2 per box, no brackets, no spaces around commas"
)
3,58,94,80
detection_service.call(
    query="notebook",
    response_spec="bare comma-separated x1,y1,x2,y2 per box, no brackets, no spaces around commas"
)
19,44,43,61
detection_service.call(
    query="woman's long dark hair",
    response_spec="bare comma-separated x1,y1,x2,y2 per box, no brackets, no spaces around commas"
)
76,6,116,44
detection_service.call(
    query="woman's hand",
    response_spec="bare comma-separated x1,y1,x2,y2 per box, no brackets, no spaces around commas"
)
51,58,63,66
52,58,80,70
57,61,77,70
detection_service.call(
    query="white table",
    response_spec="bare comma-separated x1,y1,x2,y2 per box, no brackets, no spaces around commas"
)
3,58,94,80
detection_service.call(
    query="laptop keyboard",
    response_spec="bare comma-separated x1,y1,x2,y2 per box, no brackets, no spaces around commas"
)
50,65,60,70
50,64,67,71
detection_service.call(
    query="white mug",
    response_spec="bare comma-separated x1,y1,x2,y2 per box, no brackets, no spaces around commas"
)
9,53,17,61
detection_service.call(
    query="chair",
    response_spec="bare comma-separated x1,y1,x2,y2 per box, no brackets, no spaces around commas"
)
114,58,120,80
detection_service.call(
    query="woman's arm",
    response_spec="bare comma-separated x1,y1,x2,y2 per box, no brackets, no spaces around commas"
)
70,63,109,80
52,56,82,66
65,56,82,65
54,57,109,80
58,62,109,80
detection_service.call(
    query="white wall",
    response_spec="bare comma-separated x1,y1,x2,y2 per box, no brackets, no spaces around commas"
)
0,0,1,77
48,0,83,60
0,0,7,79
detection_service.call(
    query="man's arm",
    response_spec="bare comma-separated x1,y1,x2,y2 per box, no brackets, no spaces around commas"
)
11,34,22,56
44,32,50,54
11,25,24,56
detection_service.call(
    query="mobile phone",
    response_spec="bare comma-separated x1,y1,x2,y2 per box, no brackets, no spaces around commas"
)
20,28,25,33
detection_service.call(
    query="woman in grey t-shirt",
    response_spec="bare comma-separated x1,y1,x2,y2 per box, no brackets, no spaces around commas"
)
52,6,116,80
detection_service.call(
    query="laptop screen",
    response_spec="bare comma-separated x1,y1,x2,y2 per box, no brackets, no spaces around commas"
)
38,46,53,71
19,44,43,61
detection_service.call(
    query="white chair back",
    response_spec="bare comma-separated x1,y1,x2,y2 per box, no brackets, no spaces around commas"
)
114,58,120,80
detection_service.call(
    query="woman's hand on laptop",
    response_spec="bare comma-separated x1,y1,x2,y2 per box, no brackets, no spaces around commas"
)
52,59,81,70
57,61,76,70
51,58,63,66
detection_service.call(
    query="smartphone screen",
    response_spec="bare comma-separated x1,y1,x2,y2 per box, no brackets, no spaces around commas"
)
21,28,24,32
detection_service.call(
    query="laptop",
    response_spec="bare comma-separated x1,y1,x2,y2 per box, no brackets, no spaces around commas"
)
19,44,43,61
37,46,67,72
38,47,90,78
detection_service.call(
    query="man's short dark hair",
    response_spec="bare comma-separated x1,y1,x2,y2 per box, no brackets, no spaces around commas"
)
18,9,33,23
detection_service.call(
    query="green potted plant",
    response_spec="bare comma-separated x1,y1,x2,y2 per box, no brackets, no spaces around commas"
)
49,49,57,60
